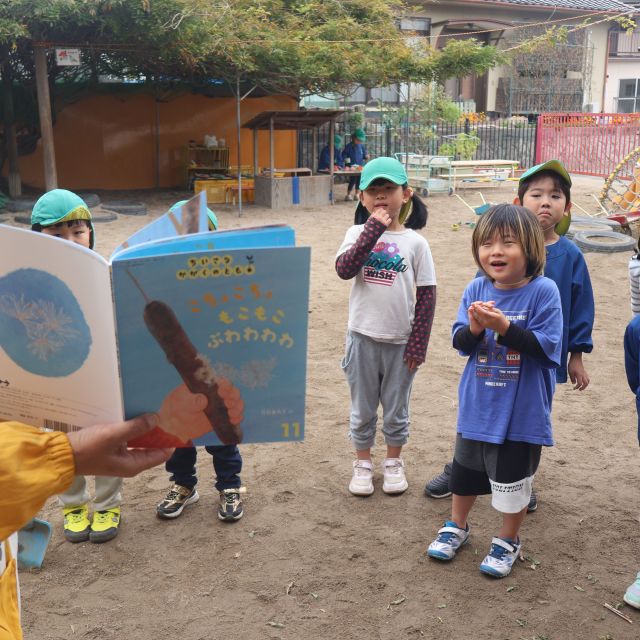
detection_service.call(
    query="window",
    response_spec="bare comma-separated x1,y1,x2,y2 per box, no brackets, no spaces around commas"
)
617,79,640,113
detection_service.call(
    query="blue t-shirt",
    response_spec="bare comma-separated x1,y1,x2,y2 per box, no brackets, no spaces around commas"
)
544,237,594,383
454,276,562,446
623,314,640,443
342,142,368,167
318,145,344,171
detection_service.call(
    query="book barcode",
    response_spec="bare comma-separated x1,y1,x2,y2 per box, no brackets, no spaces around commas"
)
43,419,82,433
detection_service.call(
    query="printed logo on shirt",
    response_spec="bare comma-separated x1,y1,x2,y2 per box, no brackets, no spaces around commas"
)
473,308,529,388
363,241,408,286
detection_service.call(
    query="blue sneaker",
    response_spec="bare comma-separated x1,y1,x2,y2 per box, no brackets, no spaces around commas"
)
479,537,521,578
427,521,469,561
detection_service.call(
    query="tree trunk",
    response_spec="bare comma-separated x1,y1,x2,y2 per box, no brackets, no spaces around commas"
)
34,45,57,191
1,57,21,197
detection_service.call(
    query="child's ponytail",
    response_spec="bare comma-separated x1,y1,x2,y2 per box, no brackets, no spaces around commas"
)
403,192,428,230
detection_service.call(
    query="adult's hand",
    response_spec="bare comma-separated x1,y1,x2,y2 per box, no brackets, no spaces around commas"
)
67,414,173,477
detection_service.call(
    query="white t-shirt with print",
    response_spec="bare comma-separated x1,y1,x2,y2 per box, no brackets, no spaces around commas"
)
337,226,436,342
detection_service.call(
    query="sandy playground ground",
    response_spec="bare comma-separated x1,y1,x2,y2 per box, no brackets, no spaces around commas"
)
6,175,640,640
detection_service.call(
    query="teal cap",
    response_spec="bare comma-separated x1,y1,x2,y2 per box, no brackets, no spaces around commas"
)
170,200,218,231
520,160,572,187
352,128,366,142
334,134,343,147
31,189,95,249
359,157,408,191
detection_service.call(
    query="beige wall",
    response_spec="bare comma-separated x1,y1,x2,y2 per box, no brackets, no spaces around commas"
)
604,58,640,112
13,93,298,190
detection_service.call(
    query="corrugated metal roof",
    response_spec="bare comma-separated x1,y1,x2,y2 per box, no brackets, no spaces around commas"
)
460,0,636,11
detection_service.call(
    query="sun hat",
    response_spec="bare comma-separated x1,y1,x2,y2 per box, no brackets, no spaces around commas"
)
352,128,366,142
359,157,409,191
519,160,572,236
170,200,218,231
31,189,95,248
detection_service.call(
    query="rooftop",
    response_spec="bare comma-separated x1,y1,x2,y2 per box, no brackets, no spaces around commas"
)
457,0,636,11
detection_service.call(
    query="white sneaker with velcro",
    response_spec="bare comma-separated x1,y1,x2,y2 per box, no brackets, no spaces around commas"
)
349,460,374,496
479,537,521,578
382,457,408,494
427,521,470,560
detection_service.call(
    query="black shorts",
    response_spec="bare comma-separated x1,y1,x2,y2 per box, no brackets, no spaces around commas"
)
450,434,542,513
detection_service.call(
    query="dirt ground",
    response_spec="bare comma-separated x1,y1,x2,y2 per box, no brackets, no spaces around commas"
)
11,176,640,640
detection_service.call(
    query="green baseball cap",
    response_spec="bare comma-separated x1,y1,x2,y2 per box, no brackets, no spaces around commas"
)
334,134,343,147
352,128,366,142
359,157,408,191
520,160,572,187
520,160,572,235
31,189,95,249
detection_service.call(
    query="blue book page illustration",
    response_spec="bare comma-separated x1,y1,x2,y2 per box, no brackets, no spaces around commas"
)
111,191,208,258
0,225,123,430
112,244,310,447
112,224,295,261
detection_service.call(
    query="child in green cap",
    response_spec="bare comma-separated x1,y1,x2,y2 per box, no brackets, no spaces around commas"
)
155,201,245,524
336,157,435,497
318,134,344,172
342,128,368,201
30,189,123,544
424,159,594,515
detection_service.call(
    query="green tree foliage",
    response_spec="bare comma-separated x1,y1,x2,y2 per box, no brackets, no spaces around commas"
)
0,0,506,163
0,0,505,93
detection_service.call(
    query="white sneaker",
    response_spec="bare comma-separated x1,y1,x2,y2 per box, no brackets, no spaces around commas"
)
344,194,354,201
427,521,470,561
479,537,521,578
382,458,408,494
349,460,374,496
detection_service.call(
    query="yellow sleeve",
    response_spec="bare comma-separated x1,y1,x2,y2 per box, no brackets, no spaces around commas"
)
0,422,76,539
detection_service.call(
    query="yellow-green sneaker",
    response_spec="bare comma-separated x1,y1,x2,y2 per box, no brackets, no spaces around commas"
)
63,505,91,543
89,507,120,543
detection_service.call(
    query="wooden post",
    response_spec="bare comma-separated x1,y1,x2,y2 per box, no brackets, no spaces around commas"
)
1,58,21,198
269,116,274,174
312,126,318,174
154,97,160,189
236,73,243,216
34,45,57,191
253,128,258,177
329,119,335,205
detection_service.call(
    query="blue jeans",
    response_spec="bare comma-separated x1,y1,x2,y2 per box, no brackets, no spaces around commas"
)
166,446,242,492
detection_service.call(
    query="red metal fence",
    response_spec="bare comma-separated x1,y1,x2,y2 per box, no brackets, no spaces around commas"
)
536,113,640,178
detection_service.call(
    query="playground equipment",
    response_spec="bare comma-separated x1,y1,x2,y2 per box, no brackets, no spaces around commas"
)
599,146,640,231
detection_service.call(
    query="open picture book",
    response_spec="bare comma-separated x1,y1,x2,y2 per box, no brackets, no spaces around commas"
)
0,192,310,446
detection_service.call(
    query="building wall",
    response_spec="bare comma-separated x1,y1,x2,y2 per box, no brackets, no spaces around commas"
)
410,2,611,113
604,57,640,112
15,93,298,190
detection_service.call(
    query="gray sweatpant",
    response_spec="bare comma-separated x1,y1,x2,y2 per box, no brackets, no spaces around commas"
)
58,475,123,511
341,330,417,450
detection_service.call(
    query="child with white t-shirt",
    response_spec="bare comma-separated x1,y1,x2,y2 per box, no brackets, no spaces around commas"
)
335,157,436,496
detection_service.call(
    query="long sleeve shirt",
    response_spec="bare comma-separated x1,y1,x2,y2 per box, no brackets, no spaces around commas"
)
0,422,75,640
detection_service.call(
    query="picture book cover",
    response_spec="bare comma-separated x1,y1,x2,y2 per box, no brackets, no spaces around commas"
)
0,207,310,447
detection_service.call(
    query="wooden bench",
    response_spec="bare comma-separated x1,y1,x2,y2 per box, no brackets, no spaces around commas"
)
450,160,519,190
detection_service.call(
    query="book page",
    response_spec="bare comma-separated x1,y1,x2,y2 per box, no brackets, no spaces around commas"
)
111,190,208,258
112,230,310,447
0,225,123,430
112,224,294,261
